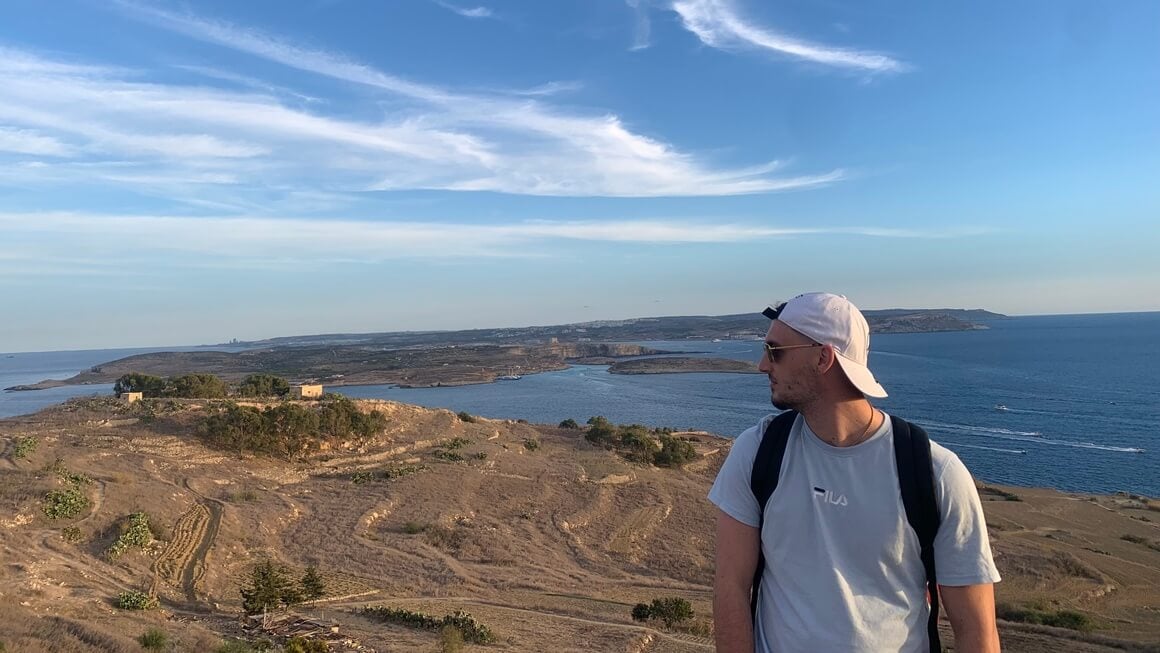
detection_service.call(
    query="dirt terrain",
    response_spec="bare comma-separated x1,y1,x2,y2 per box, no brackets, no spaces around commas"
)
0,397,1157,652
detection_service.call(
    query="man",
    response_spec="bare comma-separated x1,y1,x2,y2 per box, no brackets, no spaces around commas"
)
709,292,1001,652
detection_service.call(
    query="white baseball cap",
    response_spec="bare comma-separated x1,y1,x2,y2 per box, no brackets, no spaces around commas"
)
763,292,888,398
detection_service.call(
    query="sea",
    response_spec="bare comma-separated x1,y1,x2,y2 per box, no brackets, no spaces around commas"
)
2,313,1157,497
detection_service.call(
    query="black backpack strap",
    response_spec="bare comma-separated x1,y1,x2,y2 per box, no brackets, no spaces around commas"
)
748,410,798,619
892,416,942,653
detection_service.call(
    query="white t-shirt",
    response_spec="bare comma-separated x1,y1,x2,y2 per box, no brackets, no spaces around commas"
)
708,412,1001,653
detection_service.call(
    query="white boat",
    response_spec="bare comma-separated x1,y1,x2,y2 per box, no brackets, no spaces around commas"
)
994,404,1008,412
497,374,522,381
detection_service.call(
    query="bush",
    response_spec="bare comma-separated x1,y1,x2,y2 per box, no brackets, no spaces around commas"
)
522,438,540,451
360,607,495,644
107,512,153,559
444,437,471,450
559,418,580,429
236,374,291,398
138,628,168,651
117,591,158,610
996,602,1093,632
43,487,89,519
114,373,166,397
201,399,386,460
456,411,476,423
653,435,697,468
61,526,84,543
633,597,694,627
13,436,37,459
403,522,427,534
351,471,374,485
433,450,464,462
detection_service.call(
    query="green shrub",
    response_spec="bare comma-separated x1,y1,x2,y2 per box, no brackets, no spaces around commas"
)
522,438,540,451
138,628,168,651
13,436,37,459
403,522,427,534
351,471,374,485
360,607,495,644
653,435,697,468
61,526,84,543
444,437,471,450
643,597,694,627
631,603,652,622
456,411,476,423
43,487,90,519
107,512,153,559
996,602,1093,632
117,591,158,610
236,374,290,398
559,418,580,429
381,464,426,480
433,450,464,462
472,452,488,460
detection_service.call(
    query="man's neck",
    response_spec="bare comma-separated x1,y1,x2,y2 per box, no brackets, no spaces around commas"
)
800,398,878,447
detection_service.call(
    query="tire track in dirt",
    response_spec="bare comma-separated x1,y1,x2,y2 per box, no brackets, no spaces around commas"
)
153,502,210,596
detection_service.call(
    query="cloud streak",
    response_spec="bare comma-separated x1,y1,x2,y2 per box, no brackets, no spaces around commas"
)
74,3,842,198
433,1,494,19
0,212,988,268
671,0,907,73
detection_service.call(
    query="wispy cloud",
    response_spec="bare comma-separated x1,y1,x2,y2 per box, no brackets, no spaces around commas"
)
626,0,652,51
671,0,907,73
0,212,987,268
65,3,840,199
433,1,493,19
0,127,75,156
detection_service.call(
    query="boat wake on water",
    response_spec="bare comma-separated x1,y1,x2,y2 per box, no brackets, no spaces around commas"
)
921,421,1145,454
942,441,1027,455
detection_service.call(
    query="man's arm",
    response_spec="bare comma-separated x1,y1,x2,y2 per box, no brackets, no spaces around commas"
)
714,509,761,653
940,583,1000,653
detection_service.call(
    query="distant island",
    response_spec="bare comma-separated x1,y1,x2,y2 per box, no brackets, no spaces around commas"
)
608,357,759,375
5,308,1005,392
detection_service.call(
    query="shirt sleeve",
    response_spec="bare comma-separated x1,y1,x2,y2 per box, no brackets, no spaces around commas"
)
707,418,768,528
931,450,1002,586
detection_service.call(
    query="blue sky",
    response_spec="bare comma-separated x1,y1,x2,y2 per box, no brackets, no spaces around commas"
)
2,0,1158,351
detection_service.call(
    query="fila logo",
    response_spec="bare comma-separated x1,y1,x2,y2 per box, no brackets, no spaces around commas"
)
813,486,848,506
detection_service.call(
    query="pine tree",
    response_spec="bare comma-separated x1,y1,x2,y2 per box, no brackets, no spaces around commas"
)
241,560,302,614
300,566,326,601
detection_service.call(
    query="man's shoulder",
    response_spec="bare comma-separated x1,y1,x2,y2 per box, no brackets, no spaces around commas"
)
882,415,975,486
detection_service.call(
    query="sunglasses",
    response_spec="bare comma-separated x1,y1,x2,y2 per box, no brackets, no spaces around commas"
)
763,342,823,363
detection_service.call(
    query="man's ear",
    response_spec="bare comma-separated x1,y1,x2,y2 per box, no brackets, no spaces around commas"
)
816,345,839,375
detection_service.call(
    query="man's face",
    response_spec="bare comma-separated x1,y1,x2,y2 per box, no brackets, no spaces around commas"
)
758,320,823,411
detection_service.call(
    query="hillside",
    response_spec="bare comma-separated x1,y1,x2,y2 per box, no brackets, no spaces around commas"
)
0,397,1157,653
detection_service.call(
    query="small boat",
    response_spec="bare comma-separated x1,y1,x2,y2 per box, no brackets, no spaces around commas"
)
497,374,522,381
712,338,722,343
994,404,1009,412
